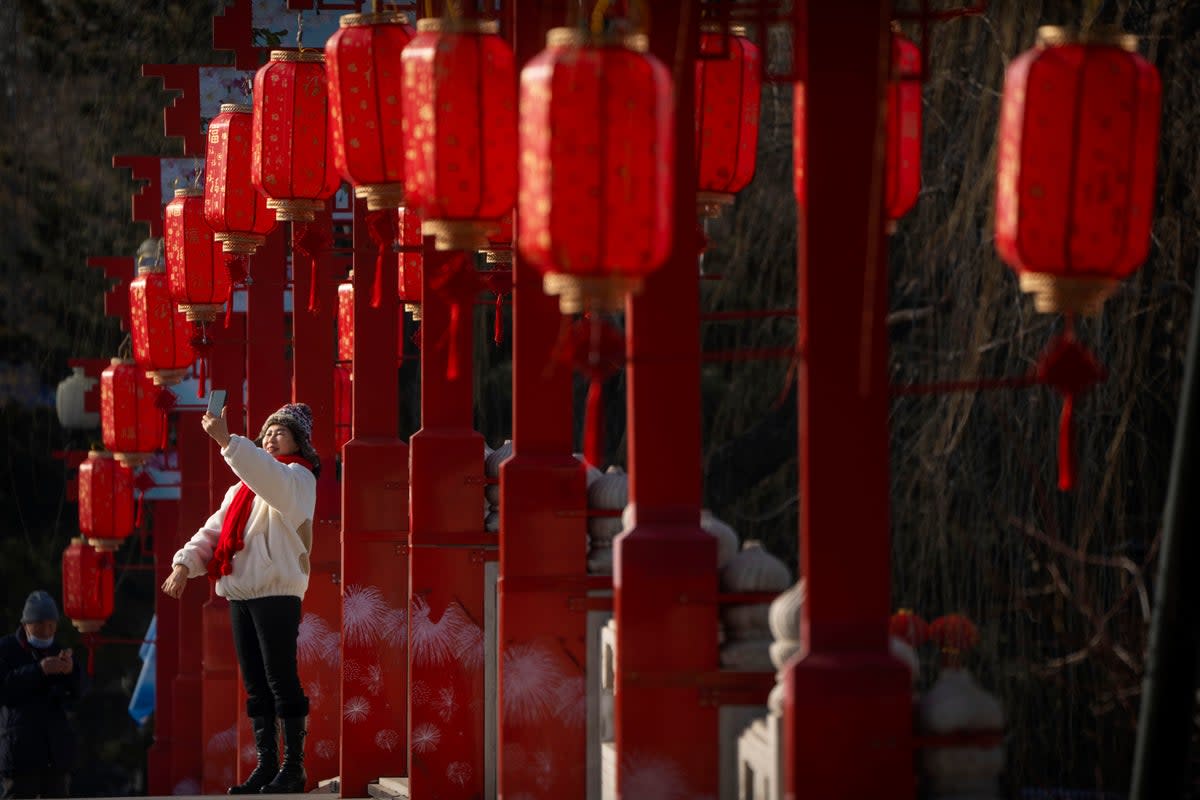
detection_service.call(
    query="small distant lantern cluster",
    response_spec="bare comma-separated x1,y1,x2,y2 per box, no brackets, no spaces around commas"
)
995,26,1161,315
62,537,114,634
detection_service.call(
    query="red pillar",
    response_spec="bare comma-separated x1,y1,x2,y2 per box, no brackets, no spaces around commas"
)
291,211,344,786
784,3,914,797
234,230,292,782
496,2,588,798
407,247,489,799
148,498,179,796
172,407,210,795
613,5,719,795
201,318,245,794
340,201,410,797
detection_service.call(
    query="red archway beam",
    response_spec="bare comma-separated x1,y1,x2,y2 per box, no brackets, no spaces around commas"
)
86,256,135,330
141,64,205,156
112,157,165,237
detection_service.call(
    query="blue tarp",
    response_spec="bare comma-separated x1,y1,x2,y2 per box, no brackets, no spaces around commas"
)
127,615,155,725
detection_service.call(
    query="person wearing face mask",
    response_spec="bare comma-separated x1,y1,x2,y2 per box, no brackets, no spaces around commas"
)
161,403,319,795
0,590,81,799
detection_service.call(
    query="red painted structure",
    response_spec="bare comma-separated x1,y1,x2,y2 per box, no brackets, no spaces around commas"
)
785,4,915,797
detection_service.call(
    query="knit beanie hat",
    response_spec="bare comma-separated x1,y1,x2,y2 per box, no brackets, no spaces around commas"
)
258,403,314,443
21,590,60,624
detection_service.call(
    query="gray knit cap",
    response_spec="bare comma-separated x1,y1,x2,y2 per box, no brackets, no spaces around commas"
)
258,403,314,442
21,590,60,624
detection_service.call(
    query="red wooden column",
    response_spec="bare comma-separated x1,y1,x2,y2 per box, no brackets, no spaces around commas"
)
497,2,588,798
173,406,210,794
408,247,489,799
200,316,245,794
290,210,344,786
148,497,179,796
233,230,292,782
614,4,719,795
340,201,410,798
784,3,914,797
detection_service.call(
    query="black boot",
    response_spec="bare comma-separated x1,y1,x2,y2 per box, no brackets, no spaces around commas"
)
228,716,278,794
261,715,306,793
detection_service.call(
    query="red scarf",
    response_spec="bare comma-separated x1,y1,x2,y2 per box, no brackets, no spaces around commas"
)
208,454,314,581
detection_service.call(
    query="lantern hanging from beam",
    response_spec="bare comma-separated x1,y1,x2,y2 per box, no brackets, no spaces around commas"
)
77,451,135,552
995,26,1161,315
519,29,674,313
886,29,922,226
205,103,278,255
793,30,922,228
165,188,230,323
62,537,114,634
130,253,195,387
325,12,415,210
101,358,165,468
402,18,517,250
695,24,761,219
397,205,424,318
252,50,342,223
337,274,405,370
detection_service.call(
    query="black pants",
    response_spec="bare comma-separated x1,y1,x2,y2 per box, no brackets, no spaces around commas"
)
1,771,69,799
229,595,309,719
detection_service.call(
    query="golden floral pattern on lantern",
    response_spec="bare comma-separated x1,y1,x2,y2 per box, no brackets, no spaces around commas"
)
100,358,164,467
165,189,230,322
401,19,516,250
78,451,135,552
252,51,342,223
325,13,414,210
204,104,277,255
130,264,194,386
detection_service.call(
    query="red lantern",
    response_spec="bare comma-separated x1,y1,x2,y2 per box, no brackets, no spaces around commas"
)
252,50,342,223
165,188,231,323
325,12,415,210
130,256,195,387
77,451,135,552
695,24,761,218
101,358,165,468
519,29,674,313
62,537,114,634
337,275,405,368
401,18,517,250
886,30,922,226
793,30,922,228
334,363,352,452
995,26,1160,315
205,103,278,255
397,205,424,318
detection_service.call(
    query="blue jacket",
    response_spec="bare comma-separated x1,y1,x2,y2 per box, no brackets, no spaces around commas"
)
0,627,81,776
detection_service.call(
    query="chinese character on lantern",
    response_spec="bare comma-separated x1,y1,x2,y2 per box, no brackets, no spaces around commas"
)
130,243,195,387
205,103,278,256
101,358,165,468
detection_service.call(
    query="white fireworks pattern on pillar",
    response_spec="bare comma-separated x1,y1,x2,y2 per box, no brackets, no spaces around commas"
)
412,722,441,753
446,761,472,787
502,642,563,724
297,612,339,664
374,728,401,751
343,695,370,723
343,584,390,646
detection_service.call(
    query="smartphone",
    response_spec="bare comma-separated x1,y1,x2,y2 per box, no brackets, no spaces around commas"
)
206,389,227,417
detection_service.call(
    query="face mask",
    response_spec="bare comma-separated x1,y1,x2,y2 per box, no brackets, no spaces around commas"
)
27,635,54,649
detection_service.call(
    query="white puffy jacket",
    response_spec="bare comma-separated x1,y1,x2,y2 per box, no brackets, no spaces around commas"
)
171,434,317,600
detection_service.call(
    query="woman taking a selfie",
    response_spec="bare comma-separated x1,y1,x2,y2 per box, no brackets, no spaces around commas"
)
161,402,319,795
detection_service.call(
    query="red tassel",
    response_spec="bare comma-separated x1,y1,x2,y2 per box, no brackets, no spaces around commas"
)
447,302,460,380
197,355,207,399
364,210,394,309
135,491,145,528
1058,395,1076,491
584,377,604,468
494,294,504,345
